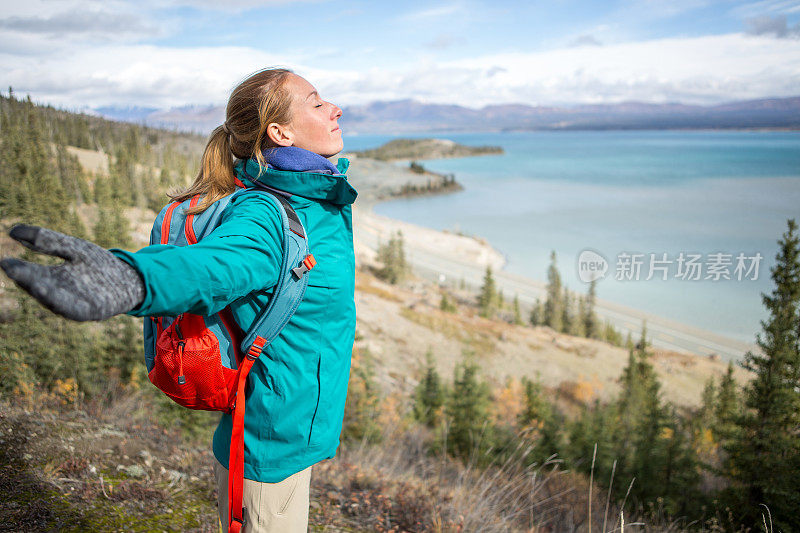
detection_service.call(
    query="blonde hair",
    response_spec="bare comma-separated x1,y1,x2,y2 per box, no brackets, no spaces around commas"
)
170,67,295,214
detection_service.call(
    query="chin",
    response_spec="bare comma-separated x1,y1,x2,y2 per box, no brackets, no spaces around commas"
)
322,144,344,159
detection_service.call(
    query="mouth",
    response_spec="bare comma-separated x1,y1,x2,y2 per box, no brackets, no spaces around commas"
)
331,126,340,132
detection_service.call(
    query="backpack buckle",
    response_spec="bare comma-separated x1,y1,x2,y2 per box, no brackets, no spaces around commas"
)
291,254,316,279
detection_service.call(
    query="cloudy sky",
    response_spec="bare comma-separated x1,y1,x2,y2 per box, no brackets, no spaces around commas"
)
1,0,799,110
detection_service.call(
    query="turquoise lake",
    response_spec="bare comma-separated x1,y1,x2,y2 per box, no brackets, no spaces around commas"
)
343,130,800,346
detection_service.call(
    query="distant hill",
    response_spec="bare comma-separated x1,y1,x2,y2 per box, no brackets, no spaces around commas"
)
96,96,800,134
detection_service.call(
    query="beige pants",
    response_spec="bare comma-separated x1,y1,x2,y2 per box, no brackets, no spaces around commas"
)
214,458,312,533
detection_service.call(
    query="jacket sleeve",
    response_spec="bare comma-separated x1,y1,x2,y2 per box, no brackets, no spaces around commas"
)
110,193,283,317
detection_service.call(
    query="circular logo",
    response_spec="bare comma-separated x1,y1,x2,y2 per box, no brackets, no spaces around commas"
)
577,249,608,283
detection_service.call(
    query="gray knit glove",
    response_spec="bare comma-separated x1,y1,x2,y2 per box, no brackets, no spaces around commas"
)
0,224,145,322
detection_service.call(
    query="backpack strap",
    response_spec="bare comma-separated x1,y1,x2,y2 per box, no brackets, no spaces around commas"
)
225,183,314,533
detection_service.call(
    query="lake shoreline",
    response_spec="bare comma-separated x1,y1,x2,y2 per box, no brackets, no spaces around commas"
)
346,145,765,362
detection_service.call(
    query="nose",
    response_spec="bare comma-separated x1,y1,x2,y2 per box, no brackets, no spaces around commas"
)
331,103,342,121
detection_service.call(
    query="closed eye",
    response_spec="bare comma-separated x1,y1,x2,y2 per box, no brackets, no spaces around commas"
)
314,103,323,108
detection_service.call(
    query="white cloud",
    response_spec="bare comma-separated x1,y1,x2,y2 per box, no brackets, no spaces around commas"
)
2,33,799,109
0,0,165,50
437,32,800,106
0,9,160,39
1,45,299,107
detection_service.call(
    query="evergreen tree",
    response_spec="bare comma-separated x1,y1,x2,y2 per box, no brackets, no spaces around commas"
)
519,376,550,429
610,323,697,510
575,294,587,337
100,315,143,387
343,348,382,443
394,230,407,277
512,294,523,325
697,376,717,430
625,331,634,351
602,320,623,346
375,230,408,284
657,407,703,517
93,177,131,249
714,361,739,446
565,399,618,486
413,350,445,428
584,279,600,339
55,143,88,205
529,297,543,326
477,265,497,318
726,219,800,530
439,292,456,313
561,287,573,334
692,375,721,477
66,206,88,240
446,354,491,462
519,376,563,465
544,250,563,331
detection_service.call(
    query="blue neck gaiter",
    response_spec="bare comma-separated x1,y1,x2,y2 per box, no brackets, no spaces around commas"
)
262,146,342,175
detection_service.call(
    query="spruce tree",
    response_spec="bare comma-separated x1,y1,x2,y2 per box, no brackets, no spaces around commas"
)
714,362,739,446
544,250,563,331
439,292,456,313
726,219,800,530
343,348,382,443
584,279,599,339
561,287,573,334
697,376,717,430
478,265,497,318
413,350,445,428
376,230,408,284
519,376,550,429
512,294,523,325
394,230,407,278
658,407,702,516
625,331,634,351
575,294,587,337
613,323,685,508
519,376,563,465
529,297,543,326
446,354,491,462
602,320,623,346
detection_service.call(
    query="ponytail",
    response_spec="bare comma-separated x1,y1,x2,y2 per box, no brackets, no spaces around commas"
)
168,67,294,215
169,125,237,215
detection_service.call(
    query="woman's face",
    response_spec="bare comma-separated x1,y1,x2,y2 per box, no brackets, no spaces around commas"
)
275,73,343,158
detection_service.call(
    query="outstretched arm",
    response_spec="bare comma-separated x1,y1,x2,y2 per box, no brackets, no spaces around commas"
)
0,224,145,321
2,195,284,321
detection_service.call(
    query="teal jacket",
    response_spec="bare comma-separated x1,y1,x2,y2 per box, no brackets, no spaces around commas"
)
112,157,358,482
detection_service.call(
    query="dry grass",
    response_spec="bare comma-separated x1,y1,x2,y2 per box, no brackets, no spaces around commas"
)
319,423,649,533
354,263,750,410
400,306,466,341
355,272,405,303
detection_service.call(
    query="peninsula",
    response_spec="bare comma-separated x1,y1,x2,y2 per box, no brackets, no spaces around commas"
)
352,137,503,161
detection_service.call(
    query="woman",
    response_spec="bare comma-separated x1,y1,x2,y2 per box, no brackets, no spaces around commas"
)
0,67,358,532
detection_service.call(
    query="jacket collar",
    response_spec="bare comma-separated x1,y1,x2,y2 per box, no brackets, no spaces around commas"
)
234,157,356,206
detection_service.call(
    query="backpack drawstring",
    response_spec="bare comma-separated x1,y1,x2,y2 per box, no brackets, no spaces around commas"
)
175,317,186,385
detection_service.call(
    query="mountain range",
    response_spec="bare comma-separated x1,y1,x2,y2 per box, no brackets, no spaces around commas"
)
95,96,800,135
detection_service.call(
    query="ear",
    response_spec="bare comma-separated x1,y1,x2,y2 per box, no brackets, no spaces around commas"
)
266,122,294,147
